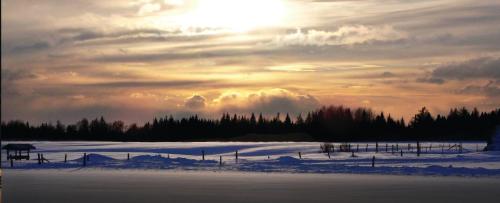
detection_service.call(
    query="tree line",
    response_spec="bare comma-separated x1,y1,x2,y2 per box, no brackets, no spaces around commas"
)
1,106,499,141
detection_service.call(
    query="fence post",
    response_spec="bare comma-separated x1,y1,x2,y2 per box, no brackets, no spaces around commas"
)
41,154,44,163
351,151,355,157
298,152,302,159
400,150,403,157
235,150,238,163
365,144,368,152
219,155,222,166
385,144,388,152
127,153,130,160
83,153,87,166
356,144,359,152
327,150,331,159
396,144,399,152
202,150,205,161
376,142,378,153
417,141,421,157
37,153,41,165
391,145,394,154
372,156,375,167
64,154,67,163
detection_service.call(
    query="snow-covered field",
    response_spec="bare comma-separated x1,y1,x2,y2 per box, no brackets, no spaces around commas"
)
2,141,500,177
5,170,500,203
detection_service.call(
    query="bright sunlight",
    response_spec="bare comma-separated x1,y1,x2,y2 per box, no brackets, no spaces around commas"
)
180,0,286,32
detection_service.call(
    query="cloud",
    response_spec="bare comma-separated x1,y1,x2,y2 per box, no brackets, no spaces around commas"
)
380,71,396,77
270,25,406,46
137,3,161,15
1,68,40,96
432,57,500,80
164,0,184,6
212,89,321,115
92,48,273,63
456,81,500,97
1,68,38,81
416,77,445,84
6,42,50,55
74,80,213,88
184,95,207,109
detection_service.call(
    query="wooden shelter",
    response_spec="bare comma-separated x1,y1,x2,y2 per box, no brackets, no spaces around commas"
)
2,144,35,160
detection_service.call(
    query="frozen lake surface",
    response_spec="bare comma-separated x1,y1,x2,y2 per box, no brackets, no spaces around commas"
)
2,141,500,176
3,169,500,203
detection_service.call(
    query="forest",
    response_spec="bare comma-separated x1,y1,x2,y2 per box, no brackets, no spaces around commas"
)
1,106,499,141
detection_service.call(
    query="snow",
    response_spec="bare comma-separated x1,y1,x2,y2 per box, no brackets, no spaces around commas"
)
487,126,500,151
4,169,499,203
4,170,500,203
2,141,500,177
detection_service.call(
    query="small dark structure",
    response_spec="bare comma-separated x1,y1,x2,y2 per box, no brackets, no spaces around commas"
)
3,144,35,160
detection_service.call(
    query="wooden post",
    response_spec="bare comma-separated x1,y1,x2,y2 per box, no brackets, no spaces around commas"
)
351,151,355,157
376,142,378,153
202,150,205,161
219,155,222,166
400,150,403,157
41,154,44,163
396,144,399,152
332,145,335,153
298,152,302,159
372,156,375,167
417,141,421,157
356,144,359,152
365,144,368,152
64,154,67,163
168,154,170,159
37,153,41,164
127,153,130,160
83,153,87,166
327,151,330,159
385,144,388,152
391,145,394,154
235,150,238,163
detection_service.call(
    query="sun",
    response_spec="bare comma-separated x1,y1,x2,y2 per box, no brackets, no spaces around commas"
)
180,0,286,32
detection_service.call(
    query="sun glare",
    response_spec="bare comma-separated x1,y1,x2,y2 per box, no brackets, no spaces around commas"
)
181,0,286,32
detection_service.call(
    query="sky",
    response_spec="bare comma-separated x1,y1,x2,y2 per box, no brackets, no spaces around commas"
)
2,0,500,124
